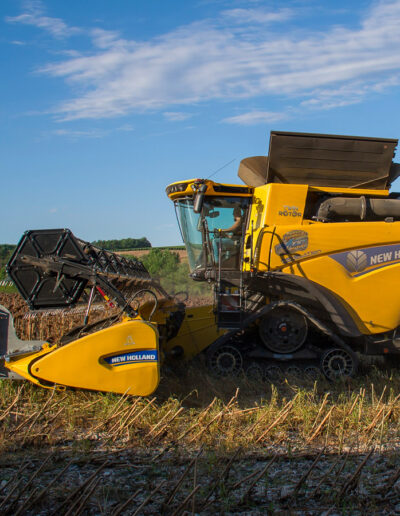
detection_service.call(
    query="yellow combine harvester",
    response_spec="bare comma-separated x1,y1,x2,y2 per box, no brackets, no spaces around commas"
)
3,131,400,393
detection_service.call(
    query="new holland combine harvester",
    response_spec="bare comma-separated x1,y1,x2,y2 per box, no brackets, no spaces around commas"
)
3,131,400,395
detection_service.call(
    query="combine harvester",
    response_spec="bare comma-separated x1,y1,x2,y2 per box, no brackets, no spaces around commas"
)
3,131,400,394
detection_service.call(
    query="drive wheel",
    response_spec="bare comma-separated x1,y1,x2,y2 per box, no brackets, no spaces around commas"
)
207,344,243,377
320,348,356,380
259,308,308,354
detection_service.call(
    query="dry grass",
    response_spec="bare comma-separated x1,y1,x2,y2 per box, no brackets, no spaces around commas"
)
1,364,400,514
2,363,400,455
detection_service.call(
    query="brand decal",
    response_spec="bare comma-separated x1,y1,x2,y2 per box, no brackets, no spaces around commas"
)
124,335,136,346
104,350,158,366
275,230,309,256
278,206,302,218
330,244,400,276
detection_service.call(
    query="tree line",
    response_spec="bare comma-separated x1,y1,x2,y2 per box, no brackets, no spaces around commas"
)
91,237,151,250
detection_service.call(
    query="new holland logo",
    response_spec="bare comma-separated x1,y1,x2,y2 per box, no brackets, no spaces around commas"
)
345,250,367,273
330,243,400,276
104,349,158,366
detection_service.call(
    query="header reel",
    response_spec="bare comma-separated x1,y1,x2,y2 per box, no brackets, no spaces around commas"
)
7,229,166,318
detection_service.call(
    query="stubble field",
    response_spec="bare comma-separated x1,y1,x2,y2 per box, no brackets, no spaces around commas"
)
1,293,400,515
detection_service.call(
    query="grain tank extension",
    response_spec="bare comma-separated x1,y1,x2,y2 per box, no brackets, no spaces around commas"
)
166,131,400,380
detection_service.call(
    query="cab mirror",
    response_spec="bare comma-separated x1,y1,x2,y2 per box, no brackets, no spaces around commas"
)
193,184,207,213
208,211,220,219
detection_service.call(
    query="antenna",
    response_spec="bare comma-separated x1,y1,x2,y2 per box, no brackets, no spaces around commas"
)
206,157,237,180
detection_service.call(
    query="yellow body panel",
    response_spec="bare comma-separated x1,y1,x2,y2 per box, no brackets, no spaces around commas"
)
167,179,400,337
248,184,400,335
165,304,224,359
6,318,160,396
269,221,400,333
5,343,57,387
308,186,389,197
166,179,253,200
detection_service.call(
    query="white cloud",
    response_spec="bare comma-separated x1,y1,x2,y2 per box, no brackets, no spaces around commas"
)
52,124,134,138
300,75,400,110
163,112,192,122
116,124,134,132
6,1,80,38
7,1,400,120
53,129,106,138
223,110,287,125
222,7,293,24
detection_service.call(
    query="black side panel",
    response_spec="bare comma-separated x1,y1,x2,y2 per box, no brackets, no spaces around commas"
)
247,272,362,337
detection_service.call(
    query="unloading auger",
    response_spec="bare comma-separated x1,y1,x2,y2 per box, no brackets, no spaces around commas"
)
1,229,222,395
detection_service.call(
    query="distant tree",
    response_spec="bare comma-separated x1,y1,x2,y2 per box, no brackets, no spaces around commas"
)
0,244,16,266
142,249,180,278
91,237,151,250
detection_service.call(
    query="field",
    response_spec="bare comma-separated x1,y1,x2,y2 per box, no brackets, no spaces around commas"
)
1,294,400,514
119,248,188,262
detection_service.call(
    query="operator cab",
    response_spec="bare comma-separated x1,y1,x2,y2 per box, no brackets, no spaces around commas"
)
166,180,252,281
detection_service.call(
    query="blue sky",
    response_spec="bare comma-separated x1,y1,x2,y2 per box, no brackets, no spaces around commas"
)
2,0,400,245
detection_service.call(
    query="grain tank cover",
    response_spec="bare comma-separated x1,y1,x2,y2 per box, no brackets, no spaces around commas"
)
238,132,399,189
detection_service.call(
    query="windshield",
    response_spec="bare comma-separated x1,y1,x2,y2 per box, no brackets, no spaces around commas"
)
175,196,249,273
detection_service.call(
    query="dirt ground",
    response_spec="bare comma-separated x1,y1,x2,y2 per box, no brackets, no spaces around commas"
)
1,447,399,515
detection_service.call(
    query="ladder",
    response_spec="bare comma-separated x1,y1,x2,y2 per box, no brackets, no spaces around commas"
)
214,234,245,329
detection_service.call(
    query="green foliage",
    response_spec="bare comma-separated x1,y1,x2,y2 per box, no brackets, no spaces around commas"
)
0,245,17,292
92,237,151,250
142,248,180,277
141,249,211,297
0,244,15,266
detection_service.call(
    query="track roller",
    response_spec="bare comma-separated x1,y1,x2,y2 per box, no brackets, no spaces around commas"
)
264,364,284,382
285,365,303,378
303,364,322,380
245,362,265,381
207,344,243,377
